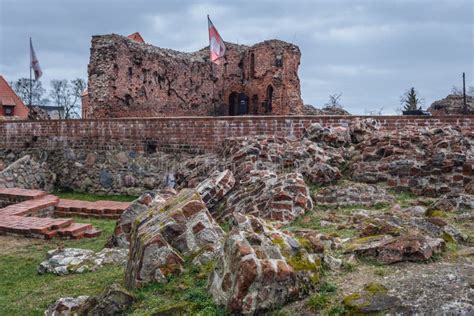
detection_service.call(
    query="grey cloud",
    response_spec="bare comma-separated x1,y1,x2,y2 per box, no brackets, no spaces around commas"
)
0,0,472,114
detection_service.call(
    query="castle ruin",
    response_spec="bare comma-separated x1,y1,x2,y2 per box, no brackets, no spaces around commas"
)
83,34,303,118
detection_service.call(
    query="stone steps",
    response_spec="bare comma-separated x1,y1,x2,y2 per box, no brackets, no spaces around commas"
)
0,194,59,216
0,215,74,239
55,199,130,220
0,188,123,240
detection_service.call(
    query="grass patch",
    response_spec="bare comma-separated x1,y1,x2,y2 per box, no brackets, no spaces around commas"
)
390,190,418,207
288,213,356,240
53,191,137,202
305,282,339,313
129,262,226,315
0,218,121,315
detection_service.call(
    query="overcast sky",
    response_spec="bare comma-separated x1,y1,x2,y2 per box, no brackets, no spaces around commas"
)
0,0,472,114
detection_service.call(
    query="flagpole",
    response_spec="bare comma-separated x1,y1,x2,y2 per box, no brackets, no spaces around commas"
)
29,37,32,108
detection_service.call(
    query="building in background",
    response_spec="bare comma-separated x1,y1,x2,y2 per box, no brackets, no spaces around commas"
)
0,75,29,119
83,32,303,118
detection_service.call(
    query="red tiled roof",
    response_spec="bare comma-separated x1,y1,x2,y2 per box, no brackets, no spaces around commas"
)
0,75,29,118
127,32,145,43
0,96,15,106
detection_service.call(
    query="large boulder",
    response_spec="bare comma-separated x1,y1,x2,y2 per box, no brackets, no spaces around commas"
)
125,189,224,289
77,284,136,315
347,207,468,243
44,296,90,316
45,284,135,316
209,213,323,314
345,234,445,264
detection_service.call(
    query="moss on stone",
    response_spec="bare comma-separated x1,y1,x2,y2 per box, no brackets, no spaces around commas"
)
287,252,321,272
344,234,386,252
441,231,456,243
342,292,362,308
426,209,447,218
364,282,387,295
295,236,312,251
310,272,321,284
271,236,285,248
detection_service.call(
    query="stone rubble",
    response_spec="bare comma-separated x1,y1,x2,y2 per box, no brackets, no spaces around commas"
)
45,284,135,316
345,234,445,264
215,171,313,223
125,189,224,288
313,182,395,208
196,169,235,209
348,207,468,243
44,296,90,316
208,212,323,314
38,247,128,275
350,126,473,197
107,188,177,248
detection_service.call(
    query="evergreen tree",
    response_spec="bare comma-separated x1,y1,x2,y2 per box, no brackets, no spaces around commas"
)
401,87,422,111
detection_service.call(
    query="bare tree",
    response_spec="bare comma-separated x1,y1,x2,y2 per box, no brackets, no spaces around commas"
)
364,107,384,116
400,87,423,111
325,93,343,108
452,85,474,97
10,78,48,106
49,78,86,119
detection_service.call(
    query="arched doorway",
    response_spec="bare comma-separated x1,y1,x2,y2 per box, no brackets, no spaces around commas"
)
229,92,238,116
228,91,249,116
252,94,259,115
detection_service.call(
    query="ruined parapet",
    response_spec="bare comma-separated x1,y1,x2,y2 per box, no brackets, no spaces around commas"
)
86,34,303,118
428,94,473,115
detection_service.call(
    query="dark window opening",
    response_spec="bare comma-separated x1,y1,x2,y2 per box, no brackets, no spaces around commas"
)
252,94,259,115
265,85,273,113
3,106,14,116
124,94,133,106
145,139,157,154
250,53,255,79
275,54,283,67
228,92,249,116
128,67,133,80
229,92,238,116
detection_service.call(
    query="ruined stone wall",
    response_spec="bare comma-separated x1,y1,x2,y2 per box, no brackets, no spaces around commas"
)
0,116,471,154
0,148,202,195
86,34,303,118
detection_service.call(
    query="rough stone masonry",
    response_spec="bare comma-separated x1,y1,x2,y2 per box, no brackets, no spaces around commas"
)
85,34,303,118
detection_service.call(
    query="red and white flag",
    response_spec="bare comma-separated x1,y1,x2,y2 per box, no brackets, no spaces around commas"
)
208,15,226,65
30,38,42,80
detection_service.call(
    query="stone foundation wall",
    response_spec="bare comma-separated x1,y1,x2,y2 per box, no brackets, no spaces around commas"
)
0,116,472,154
0,149,199,195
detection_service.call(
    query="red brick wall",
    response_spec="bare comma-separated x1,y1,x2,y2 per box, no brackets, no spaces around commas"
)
87,35,303,118
0,116,472,153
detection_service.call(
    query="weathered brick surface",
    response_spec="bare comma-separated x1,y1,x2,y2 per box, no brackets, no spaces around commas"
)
0,116,471,154
86,35,303,118
55,199,130,219
0,188,131,239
